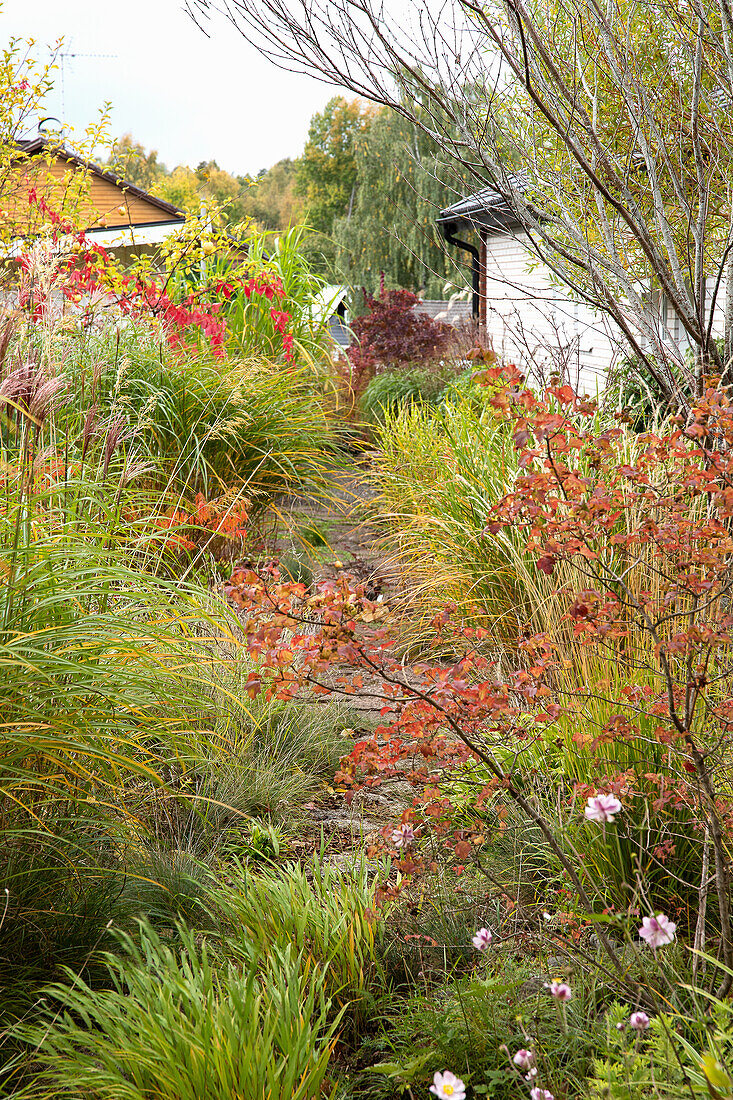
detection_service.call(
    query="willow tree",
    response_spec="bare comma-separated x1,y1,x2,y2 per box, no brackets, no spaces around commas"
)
187,0,733,405
332,104,474,297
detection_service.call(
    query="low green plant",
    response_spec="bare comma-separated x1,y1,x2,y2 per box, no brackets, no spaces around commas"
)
297,517,333,549
18,922,343,1100
586,997,733,1099
214,853,390,1019
359,960,600,1099
378,867,506,990
224,818,286,862
278,549,315,586
360,365,457,425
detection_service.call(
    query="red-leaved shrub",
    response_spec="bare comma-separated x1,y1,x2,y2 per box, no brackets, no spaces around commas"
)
337,289,453,408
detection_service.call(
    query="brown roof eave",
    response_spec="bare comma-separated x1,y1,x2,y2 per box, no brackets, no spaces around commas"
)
13,136,186,220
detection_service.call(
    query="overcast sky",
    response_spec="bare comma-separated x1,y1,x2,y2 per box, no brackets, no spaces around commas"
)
2,0,337,176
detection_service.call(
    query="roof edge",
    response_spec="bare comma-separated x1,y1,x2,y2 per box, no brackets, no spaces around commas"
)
437,183,524,232
15,136,186,221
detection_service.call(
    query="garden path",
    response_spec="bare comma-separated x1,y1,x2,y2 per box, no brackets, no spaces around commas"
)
275,463,414,859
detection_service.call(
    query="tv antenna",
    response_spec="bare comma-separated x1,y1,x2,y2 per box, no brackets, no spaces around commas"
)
58,50,118,119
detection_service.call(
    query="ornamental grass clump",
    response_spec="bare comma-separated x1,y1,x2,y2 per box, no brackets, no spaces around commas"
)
370,384,648,654
0,232,342,1036
20,923,342,1100
360,363,460,425
369,395,546,648
12,233,340,505
211,853,389,1022
205,853,387,1025
59,324,338,501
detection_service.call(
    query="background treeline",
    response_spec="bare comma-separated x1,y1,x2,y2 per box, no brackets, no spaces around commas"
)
107,96,472,297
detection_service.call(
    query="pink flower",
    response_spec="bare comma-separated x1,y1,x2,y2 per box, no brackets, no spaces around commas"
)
629,1011,650,1031
639,913,676,948
513,1049,534,1070
391,823,414,848
429,1070,466,1099
472,927,492,951
584,793,622,823
544,980,572,1001
530,1090,554,1100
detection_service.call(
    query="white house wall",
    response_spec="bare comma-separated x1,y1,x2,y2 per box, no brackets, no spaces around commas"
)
658,277,728,359
483,229,618,396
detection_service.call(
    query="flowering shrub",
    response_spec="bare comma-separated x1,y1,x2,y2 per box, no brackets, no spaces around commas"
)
220,361,733,1047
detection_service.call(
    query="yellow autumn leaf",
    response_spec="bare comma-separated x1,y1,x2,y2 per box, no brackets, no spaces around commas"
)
701,1053,733,1097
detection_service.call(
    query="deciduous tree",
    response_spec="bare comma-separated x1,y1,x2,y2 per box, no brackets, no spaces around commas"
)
332,105,472,296
294,95,371,275
105,133,167,191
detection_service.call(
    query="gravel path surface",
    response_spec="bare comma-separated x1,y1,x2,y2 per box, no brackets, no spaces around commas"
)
273,464,414,852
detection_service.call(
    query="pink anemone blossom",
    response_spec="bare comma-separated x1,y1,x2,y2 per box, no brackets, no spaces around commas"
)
429,1070,466,1099
391,823,415,848
629,1011,650,1031
513,1049,534,1070
472,927,493,951
544,980,572,1001
584,793,623,823
639,913,676,948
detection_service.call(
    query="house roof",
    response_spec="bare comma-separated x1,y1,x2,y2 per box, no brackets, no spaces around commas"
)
14,136,185,224
414,298,473,326
437,182,522,233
